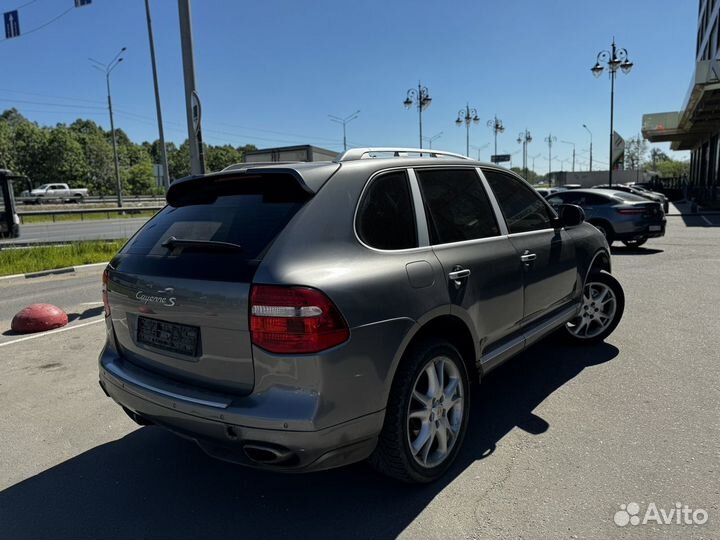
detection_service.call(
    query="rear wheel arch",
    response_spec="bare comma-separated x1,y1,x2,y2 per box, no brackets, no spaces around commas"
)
390,314,479,393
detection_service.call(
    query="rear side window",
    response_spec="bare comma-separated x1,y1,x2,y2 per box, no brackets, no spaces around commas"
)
356,171,418,250
119,182,307,281
483,169,555,234
416,168,499,244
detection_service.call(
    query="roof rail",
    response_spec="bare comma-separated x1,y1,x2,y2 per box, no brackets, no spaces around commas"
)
221,161,301,171
335,147,472,162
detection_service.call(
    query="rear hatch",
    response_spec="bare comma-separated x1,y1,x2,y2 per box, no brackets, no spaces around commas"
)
106,172,312,395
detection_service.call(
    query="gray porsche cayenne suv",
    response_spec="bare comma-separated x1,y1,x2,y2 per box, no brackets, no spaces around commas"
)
98,148,624,483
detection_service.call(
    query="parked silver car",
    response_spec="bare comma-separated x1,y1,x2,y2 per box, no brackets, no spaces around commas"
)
99,148,625,483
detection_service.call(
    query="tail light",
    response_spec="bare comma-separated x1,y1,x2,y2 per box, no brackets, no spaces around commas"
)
102,268,111,317
250,285,349,354
616,208,645,215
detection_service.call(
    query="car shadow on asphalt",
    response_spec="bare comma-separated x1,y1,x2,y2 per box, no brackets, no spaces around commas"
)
610,246,664,256
0,339,618,540
679,213,720,227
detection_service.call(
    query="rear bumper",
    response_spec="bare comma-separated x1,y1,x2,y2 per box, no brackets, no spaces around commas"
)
615,218,666,240
99,348,383,472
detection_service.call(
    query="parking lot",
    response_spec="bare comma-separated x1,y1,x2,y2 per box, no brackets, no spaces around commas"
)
0,215,718,540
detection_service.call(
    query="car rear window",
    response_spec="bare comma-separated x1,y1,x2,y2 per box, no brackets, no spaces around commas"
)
118,182,308,282
613,192,647,202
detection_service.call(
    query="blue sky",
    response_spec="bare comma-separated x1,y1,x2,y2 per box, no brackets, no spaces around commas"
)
0,0,696,171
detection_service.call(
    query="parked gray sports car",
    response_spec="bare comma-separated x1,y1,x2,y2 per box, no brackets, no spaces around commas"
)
99,148,625,483
547,188,666,247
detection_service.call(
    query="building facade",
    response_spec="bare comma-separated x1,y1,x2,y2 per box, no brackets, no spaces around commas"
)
642,0,720,200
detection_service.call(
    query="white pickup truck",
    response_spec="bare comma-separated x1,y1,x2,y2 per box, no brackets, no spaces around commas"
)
21,183,89,204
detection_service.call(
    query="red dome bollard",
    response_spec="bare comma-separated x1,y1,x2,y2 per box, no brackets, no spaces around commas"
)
11,304,69,334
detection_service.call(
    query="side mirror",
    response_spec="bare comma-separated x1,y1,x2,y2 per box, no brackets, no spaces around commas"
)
555,204,585,227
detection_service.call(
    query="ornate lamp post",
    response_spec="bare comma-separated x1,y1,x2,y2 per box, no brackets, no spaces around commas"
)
517,129,532,178
487,115,505,163
591,39,633,186
455,104,480,157
404,82,432,149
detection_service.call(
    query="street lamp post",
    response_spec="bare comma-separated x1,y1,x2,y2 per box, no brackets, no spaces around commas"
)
561,140,576,171
582,123,593,171
90,47,126,208
144,0,169,189
455,104,480,157
544,133,557,184
517,129,532,179
404,82,432,149
329,110,360,151
530,153,542,173
591,39,633,186
423,131,444,149
487,115,505,163
471,143,490,161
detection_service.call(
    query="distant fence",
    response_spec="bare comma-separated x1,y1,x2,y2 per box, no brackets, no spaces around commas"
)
17,206,163,224
643,176,718,202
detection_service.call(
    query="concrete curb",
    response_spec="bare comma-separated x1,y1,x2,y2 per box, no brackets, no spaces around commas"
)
0,261,107,284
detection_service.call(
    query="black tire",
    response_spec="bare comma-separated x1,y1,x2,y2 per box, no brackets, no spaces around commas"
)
622,236,647,248
369,338,471,483
663,201,669,213
589,220,614,245
563,271,624,344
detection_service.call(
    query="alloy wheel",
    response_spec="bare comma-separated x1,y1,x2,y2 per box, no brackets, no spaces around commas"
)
406,355,465,468
566,281,617,339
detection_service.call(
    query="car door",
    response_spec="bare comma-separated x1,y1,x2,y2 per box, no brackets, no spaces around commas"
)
413,167,524,350
482,168,578,323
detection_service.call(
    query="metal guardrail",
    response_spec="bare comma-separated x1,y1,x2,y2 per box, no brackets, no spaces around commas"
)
17,206,164,224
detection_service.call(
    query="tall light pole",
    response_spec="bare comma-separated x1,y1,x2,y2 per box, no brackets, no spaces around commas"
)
144,0,169,188
90,47,126,208
592,39,633,186
178,0,205,176
422,131,444,149
544,133,557,183
471,142,491,161
561,140,576,171
487,115,505,163
329,110,360,152
455,104,480,157
404,82,432,149
517,129,532,179
582,123,593,171
530,154,542,172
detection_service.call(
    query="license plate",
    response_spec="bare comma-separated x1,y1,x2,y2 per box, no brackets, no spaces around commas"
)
137,316,199,356
649,225,662,231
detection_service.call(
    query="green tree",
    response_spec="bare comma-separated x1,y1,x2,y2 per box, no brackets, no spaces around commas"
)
13,120,48,182
206,144,243,172
123,161,156,195
169,140,191,180
510,167,541,184
39,126,89,187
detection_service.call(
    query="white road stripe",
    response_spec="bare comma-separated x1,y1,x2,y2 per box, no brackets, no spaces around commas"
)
0,318,104,348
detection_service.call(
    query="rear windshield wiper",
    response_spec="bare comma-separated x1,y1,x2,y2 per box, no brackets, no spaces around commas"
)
161,236,243,252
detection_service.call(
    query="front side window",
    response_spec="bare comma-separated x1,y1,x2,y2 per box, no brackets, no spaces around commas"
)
356,170,417,250
483,169,555,234
416,168,499,245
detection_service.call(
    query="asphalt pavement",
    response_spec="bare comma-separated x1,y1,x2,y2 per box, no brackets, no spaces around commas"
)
0,216,718,540
0,218,148,245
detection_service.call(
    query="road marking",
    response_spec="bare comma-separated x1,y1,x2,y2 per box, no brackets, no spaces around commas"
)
0,318,104,348
701,216,713,226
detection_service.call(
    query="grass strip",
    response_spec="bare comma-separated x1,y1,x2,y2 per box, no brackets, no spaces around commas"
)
0,240,126,276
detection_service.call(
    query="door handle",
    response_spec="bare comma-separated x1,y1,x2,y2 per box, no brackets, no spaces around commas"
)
520,251,537,263
448,267,471,289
